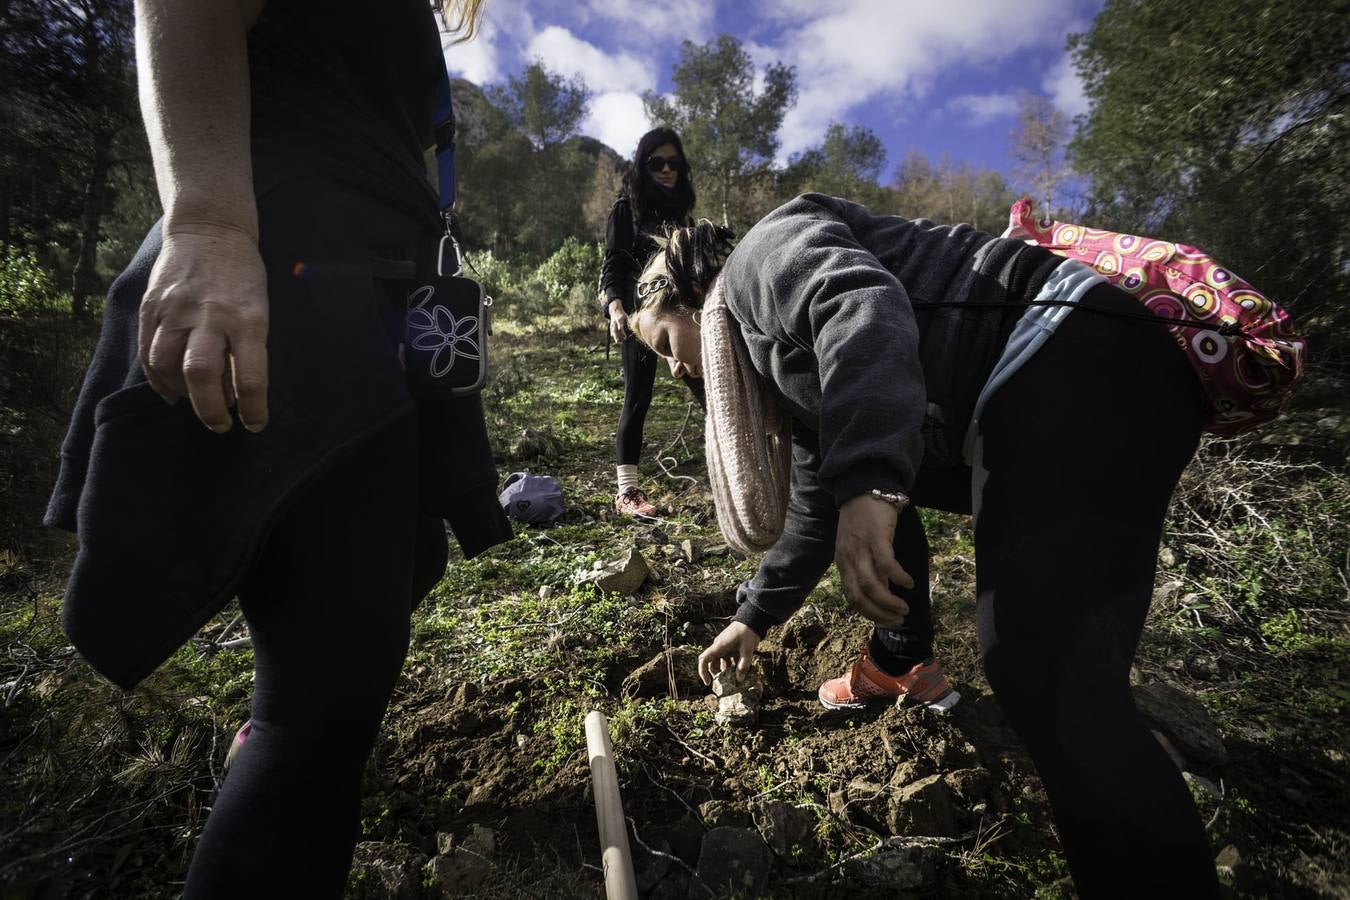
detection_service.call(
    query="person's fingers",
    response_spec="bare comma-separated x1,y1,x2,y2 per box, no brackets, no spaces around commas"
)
221,365,236,409
838,555,861,610
137,298,177,401
228,321,269,432
842,546,908,626
875,553,913,616
699,642,726,685
852,550,893,609
181,328,231,432
735,648,751,682
878,547,915,592
146,322,190,400
698,644,718,685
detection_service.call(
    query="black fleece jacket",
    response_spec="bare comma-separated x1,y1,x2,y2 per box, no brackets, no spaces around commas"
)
718,193,1060,636
598,193,691,314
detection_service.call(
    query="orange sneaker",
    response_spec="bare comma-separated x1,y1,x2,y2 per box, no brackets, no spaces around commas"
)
614,487,658,519
818,649,960,713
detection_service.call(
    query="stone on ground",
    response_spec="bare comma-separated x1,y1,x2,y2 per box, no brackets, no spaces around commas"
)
711,668,764,726
695,826,773,896
581,547,651,595
663,812,706,867
423,849,494,896
754,800,818,860
348,842,427,900
1133,682,1229,766
622,646,704,699
631,835,672,893
842,845,942,890
887,774,960,838
1184,771,1223,802
1152,729,1188,771
424,826,496,896
944,767,993,807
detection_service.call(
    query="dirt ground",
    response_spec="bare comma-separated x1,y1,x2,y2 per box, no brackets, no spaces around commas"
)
2,319,1347,898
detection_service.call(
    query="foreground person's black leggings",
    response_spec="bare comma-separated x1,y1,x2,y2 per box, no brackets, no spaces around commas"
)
973,284,1219,896
183,415,432,898
616,333,706,466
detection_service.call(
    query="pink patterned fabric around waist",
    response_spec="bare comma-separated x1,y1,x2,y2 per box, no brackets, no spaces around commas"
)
1005,198,1306,435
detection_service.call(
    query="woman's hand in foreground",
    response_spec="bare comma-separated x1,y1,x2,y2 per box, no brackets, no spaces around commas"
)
698,621,761,685
608,299,629,344
835,493,914,627
138,224,269,433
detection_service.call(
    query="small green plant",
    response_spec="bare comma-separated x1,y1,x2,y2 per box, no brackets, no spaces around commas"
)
1260,608,1315,653
0,243,65,317
1029,850,1070,897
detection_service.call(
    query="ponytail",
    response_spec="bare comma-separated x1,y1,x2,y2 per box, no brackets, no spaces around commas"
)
665,221,735,308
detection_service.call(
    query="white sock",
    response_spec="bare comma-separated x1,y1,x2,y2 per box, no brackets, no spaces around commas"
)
616,464,640,495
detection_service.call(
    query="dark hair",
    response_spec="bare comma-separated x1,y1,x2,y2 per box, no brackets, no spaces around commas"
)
631,220,736,344
622,127,696,225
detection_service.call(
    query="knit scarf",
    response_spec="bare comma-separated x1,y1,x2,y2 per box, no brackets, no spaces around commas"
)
700,276,792,554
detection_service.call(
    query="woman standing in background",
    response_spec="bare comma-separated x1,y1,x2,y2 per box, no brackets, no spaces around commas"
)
599,126,704,518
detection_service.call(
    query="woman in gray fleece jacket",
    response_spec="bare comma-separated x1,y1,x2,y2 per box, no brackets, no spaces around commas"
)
629,193,1221,899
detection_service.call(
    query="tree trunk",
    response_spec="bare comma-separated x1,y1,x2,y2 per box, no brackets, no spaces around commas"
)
71,134,112,318
0,172,10,245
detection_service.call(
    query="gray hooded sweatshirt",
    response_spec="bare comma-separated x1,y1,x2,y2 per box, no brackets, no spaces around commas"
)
717,193,1061,636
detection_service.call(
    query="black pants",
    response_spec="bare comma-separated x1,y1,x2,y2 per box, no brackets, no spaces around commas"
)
616,334,706,467
183,415,440,898
879,284,1219,897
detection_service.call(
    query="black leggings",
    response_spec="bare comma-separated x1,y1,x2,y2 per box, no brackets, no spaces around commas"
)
878,284,1219,896
616,334,706,466
183,415,439,898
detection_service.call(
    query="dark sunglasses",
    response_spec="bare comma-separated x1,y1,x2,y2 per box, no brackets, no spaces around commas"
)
646,154,686,174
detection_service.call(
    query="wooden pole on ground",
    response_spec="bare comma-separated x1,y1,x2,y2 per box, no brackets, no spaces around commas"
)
585,710,638,900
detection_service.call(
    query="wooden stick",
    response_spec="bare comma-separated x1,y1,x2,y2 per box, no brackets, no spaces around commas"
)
585,711,638,900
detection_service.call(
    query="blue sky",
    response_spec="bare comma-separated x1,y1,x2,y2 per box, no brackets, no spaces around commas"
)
443,0,1104,184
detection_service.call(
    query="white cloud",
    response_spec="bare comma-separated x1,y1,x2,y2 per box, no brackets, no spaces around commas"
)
763,0,1077,158
1043,54,1089,118
525,26,658,94
442,18,504,84
946,92,1020,126
583,92,652,157
577,0,716,41
441,4,539,86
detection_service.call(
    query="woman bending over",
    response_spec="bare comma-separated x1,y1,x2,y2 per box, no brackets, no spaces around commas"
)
629,194,1222,898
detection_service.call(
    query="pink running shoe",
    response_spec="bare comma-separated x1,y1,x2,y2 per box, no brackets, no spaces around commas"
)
818,649,960,713
223,720,253,772
614,487,658,519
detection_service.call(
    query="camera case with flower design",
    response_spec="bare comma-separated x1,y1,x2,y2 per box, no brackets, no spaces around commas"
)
403,265,492,398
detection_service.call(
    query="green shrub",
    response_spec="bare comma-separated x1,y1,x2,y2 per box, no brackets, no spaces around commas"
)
464,249,527,299
533,237,603,307
482,239,604,328
0,243,65,317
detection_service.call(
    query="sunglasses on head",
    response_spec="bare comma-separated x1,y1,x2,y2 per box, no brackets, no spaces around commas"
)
646,154,685,174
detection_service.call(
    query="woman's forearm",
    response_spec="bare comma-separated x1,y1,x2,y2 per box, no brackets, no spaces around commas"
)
135,0,267,238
